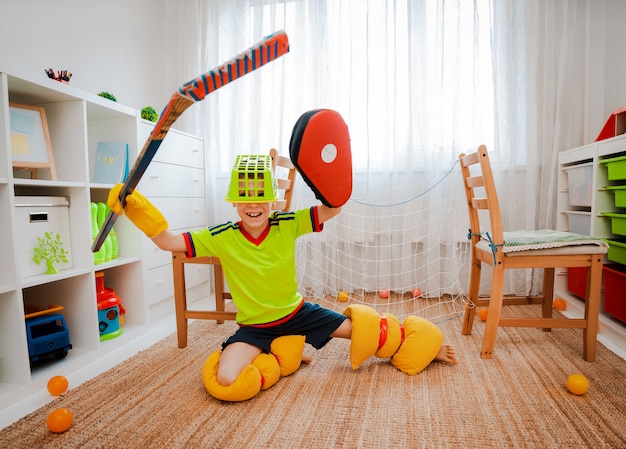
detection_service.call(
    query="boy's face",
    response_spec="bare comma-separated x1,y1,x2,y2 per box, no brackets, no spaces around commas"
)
234,202,271,232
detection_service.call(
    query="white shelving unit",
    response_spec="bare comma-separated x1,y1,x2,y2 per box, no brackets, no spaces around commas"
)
556,133,626,357
0,70,210,408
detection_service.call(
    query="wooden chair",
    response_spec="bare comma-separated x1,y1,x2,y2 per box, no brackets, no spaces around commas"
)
171,148,297,348
459,146,607,361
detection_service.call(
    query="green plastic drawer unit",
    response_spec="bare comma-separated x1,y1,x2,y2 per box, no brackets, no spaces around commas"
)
605,238,626,265
603,212,626,236
600,155,626,181
606,185,626,208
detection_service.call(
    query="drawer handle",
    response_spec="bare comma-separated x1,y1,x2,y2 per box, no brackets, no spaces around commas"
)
192,148,199,153
151,174,160,179
156,279,165,285
193,178,200,183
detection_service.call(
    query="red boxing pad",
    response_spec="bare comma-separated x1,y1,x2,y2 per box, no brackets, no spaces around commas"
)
289,109,352,207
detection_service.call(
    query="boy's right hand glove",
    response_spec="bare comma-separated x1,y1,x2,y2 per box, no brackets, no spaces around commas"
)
107,184,169,238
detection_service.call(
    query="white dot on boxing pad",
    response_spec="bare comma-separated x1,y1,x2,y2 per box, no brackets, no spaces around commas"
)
321,143,337,163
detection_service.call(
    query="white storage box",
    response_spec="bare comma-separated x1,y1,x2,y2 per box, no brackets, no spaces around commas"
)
14,196,73,277
565,211,591,235
564,162,593,207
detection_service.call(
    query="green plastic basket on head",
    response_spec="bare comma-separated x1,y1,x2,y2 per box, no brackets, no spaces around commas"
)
225,154,278,203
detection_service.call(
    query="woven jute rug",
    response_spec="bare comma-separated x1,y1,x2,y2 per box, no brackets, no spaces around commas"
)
1,299,625,449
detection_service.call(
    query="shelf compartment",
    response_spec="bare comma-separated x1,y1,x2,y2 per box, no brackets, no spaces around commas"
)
606,238,626,265
600,155,626,181
603,264,626,324
563,162,593,207
606,185,626,208
565,211,591,235
603,212,626,236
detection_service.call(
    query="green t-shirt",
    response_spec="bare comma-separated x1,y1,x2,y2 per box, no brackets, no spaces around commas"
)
184,207,322,325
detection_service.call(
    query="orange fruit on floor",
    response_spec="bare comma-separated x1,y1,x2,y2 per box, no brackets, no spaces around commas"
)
47,375,69,396
553,298,567,311
566,373,589,395
478,308,488,322
47,407,73,433
337,291,349,302
379,289,389,299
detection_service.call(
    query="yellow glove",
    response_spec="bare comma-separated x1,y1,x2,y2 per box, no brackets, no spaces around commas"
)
107,184,168,238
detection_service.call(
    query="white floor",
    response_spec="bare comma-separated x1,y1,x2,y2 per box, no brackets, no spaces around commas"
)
1,298,625,430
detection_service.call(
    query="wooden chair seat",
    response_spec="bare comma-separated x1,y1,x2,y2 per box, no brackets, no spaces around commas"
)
460,146,608,361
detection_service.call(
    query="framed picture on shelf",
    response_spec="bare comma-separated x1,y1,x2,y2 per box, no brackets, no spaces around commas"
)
9,102,57,180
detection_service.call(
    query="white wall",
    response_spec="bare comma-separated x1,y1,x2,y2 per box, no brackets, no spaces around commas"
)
1,1,625,144
586,0,626,142
0,0,168,110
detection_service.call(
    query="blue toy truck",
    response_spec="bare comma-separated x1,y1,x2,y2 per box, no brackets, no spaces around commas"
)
26,313,72,363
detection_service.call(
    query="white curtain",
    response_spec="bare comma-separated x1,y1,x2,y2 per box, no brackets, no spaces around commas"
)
164,0,588,297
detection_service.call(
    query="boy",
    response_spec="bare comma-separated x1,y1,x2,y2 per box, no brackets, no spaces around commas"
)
109,153,457,402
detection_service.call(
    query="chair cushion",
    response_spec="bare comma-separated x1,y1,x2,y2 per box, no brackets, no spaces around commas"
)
476,229,608,256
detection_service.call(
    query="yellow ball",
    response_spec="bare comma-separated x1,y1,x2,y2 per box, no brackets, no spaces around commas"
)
337,291,349,302
566,373,589,395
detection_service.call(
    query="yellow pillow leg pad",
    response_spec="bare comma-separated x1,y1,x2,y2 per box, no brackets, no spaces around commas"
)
375,312,402,358
342,304,382,369
252,353,281,390
201,350,262,402
271,335,306,377
343,304,444,375
391,316,444,375
201,336,307,401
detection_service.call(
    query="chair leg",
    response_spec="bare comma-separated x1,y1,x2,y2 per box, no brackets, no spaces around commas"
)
214,264,226,324
481,264,505,359
583,256,603,362
172,253,189,349
542,267,555,332
462,257,482,335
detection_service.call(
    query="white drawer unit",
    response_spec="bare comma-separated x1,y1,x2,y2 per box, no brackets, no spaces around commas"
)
139,122,210,321
150,197,207,230
138,162,204,198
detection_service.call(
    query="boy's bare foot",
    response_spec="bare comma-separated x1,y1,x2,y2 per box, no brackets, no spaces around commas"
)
301,355,312,364
434,344,458,365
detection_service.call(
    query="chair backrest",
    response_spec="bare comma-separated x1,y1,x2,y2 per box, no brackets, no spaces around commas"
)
270,148,297,212
459,146,504,245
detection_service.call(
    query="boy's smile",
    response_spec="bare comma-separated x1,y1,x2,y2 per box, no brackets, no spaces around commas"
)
236,202,271,238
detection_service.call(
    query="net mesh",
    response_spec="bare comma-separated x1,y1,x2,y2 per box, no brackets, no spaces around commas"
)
296,164,471,324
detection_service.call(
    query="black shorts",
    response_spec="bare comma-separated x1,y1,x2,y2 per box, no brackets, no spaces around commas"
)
222,302,347,353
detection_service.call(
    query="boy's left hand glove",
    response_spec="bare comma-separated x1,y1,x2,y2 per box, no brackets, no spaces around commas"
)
107,184,169,238
289,109,352,208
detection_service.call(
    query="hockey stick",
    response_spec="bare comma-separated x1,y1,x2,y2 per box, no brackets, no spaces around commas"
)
92,30,290,252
